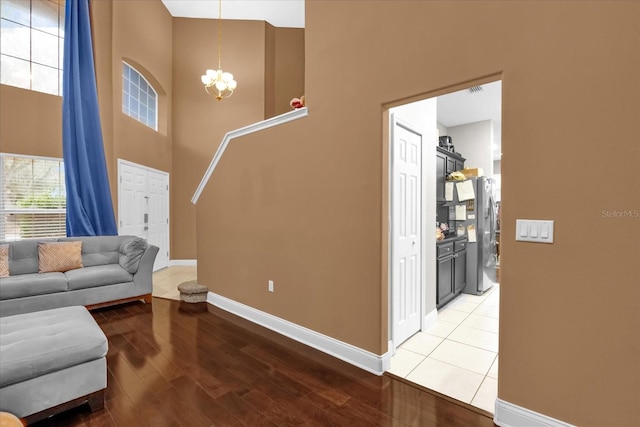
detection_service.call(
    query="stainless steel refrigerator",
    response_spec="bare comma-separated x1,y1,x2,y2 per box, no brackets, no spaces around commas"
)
450,176,498,295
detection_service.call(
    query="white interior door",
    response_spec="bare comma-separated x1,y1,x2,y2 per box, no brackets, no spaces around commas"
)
147,170,169,270
119,162,146,237
118,160,169,271
392,116,423,348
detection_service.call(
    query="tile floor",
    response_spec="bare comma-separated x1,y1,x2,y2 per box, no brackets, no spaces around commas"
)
388,284,500,413
152,265,197,300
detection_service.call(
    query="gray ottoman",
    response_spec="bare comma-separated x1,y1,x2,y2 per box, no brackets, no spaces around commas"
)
0,306,108,424
178,281,208,303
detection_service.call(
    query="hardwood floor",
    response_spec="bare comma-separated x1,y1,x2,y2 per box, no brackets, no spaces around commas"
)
31,298,496,426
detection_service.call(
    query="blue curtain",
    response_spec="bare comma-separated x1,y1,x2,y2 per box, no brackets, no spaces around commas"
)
62,0,117,236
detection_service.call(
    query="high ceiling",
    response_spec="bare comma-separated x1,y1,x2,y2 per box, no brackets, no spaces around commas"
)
160,0,305,28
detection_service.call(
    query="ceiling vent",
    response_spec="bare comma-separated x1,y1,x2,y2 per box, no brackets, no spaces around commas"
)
468,85,484,94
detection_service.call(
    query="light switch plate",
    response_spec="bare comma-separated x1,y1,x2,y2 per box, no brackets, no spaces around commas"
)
516,219,554,243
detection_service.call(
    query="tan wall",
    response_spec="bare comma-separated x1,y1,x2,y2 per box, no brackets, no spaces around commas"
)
171,19,304,259
0,86,62,157
195,1,640,425
274,27,305,115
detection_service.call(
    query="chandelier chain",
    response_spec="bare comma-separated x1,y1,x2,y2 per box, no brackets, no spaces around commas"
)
218,0,222,70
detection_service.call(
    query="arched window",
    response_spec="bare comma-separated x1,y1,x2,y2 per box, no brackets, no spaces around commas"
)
122,61,158,131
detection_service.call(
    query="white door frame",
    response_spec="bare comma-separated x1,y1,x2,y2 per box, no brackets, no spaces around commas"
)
117,158,170,270
389,114,428,352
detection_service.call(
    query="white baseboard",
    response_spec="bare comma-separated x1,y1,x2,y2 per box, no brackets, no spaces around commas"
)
494,398,575,427
169,259,197,266
422,308,438,331
207,292,391,375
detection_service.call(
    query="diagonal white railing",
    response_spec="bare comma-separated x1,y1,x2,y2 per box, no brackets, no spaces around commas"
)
191,107,308,204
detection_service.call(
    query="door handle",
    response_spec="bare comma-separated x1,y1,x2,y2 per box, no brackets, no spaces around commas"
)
144,226,148,231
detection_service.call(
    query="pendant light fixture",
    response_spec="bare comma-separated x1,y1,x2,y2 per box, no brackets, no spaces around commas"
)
201,0,237,100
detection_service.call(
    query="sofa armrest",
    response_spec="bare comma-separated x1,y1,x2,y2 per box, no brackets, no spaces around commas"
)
131,244,159,294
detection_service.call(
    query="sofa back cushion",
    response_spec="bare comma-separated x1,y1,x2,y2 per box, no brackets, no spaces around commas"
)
119,236,147,273
58,235,147,273
59,236,121,267
6,239,56,275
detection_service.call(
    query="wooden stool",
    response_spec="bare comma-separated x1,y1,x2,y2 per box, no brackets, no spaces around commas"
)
177,281,208,303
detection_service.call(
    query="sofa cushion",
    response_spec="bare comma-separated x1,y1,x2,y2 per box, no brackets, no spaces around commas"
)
0,306,108,388
64,264,133,290
38,241,83,273
0,244,8,277
119,236,147,273
7,239,56,275
0,272,68,300
58,236,121,267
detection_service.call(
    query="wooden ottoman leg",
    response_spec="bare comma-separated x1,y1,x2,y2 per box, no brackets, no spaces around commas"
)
87,390,105,412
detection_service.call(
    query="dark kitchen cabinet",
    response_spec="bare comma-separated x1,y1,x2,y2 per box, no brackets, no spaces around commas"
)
437,252,455,308
436,153,446,201
453,240,467,294
436,147,465,202
437,237,467,309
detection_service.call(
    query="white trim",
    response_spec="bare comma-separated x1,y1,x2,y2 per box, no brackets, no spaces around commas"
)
494,398,576,427
421,308,438,332
191,107,309,204
207,291,392,375
169,259,197,266
117,158,168,175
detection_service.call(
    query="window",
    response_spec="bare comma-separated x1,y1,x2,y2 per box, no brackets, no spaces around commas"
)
0,154,66,241
0,0,65,96
122,62,158,131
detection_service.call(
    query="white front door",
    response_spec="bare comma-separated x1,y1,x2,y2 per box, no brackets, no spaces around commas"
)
392,116,423,348
118,160,169,271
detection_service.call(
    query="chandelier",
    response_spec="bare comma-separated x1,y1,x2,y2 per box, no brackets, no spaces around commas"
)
201,0,237,100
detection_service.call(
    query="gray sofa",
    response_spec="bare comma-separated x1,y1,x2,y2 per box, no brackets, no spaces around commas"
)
0,235,158,317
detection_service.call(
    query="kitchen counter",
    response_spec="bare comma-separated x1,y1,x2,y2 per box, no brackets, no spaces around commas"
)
437,234,467,244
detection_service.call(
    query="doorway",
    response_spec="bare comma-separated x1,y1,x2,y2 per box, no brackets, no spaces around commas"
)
117,159,170,271
387,79,502,414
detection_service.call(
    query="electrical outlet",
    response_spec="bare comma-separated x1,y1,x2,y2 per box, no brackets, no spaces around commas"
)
268,280,274,292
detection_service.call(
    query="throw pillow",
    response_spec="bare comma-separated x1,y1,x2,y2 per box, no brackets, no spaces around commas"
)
0,244,8,277
38,241,83,273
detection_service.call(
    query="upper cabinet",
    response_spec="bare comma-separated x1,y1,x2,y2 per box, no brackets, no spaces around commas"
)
436,147,465,202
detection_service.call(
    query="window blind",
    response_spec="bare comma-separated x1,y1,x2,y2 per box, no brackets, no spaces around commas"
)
0,154,66,241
